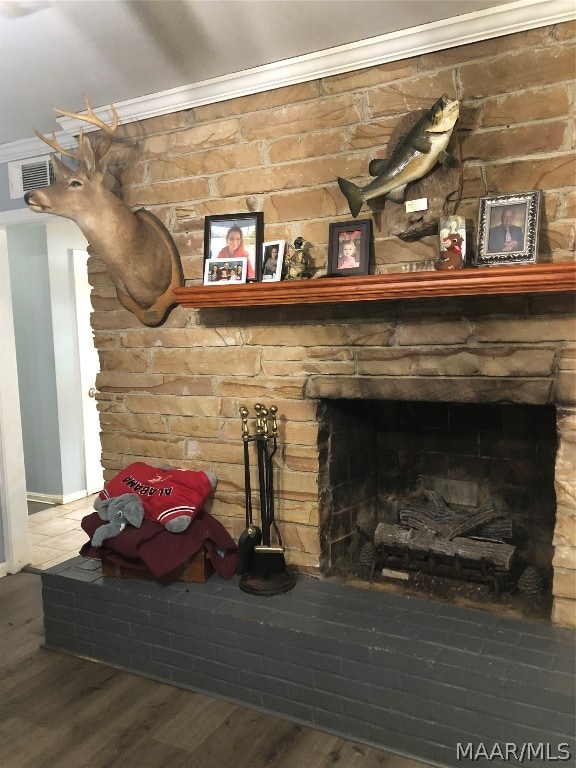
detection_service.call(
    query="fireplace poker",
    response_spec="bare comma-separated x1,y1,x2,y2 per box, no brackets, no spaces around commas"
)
255,404,270,545
265,406,282,547
237,406,261,575
257,404,281,548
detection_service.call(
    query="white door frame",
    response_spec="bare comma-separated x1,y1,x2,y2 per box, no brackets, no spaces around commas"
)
72,248,103,494
0,210,46,573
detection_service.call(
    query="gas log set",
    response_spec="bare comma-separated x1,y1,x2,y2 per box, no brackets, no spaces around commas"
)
357,490,535,599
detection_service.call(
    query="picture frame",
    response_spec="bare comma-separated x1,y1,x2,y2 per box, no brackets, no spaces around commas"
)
436,215,466,271
328,219,371,277
204,213,264,281
475,191,541,266
261,240,285,282
203,257,247,285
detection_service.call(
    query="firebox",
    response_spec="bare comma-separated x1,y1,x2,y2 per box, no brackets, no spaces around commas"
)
317,399,557,617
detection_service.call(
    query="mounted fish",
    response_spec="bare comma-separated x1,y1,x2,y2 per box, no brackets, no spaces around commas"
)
25,97,184,326
337,94,460,219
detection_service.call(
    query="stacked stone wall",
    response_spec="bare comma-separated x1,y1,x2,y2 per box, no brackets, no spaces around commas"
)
90,23,576,625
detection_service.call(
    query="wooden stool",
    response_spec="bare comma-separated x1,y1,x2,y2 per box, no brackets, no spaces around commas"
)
101,548,214,583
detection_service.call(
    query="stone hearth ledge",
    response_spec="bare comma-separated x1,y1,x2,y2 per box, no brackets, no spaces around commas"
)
42,557,575,768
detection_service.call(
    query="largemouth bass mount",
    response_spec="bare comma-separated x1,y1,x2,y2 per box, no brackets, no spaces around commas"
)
338,94,460,218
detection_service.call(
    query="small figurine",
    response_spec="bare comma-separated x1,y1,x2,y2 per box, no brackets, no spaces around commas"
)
435,215,466,270
282,237,310,280
435,231,464,270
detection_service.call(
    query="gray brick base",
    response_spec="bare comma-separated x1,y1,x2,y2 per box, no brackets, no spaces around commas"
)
42,557,575,768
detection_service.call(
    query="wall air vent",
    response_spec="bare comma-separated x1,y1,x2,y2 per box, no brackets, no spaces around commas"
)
8,155,55,199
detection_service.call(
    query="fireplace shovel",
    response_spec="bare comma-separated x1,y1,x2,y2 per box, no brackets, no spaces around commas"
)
237,407,261,575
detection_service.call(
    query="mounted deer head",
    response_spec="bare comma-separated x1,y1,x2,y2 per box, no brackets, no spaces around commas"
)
24,97,183,326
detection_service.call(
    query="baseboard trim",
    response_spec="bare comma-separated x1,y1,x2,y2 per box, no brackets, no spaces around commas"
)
27,490,88,506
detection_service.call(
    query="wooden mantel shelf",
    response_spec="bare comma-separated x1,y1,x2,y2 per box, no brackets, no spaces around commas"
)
174,262,576,309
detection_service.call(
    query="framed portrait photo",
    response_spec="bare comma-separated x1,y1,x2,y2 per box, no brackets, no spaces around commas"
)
204,212,264,281
328,219,371,277
475,190,541,266
203,257,247,285
261,240,285,282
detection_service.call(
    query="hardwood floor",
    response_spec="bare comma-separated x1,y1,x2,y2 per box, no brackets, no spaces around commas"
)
0,572,430,768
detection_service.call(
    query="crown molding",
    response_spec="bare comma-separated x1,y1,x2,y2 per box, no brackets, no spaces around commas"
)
0,0,573,164
0,133,78,164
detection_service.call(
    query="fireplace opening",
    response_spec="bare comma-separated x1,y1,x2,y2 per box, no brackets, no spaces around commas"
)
317,399,558,621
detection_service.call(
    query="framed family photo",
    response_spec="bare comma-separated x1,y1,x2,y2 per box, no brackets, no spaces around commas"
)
475,191,541,266
203,257,247,285
328,219,371,277
261,240,285,282
204,212,264,281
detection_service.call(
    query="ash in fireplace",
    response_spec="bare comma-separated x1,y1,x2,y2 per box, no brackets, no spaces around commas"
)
327,552,552,622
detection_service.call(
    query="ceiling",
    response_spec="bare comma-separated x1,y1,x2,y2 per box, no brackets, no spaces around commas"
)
0,0,572,152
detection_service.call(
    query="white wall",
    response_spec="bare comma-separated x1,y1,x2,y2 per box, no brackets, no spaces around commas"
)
0,163,28,213
7,217,90,502
8,223,61,496
0,226,29,573
46,218,91,498
0,212,93,574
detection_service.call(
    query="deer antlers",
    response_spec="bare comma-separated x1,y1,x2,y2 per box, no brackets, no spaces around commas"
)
34,96,119,169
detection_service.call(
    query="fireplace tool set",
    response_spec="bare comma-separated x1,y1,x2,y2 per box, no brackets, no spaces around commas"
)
238,404,296,595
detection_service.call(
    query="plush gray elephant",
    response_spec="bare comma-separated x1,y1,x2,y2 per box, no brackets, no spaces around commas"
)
162,470,218,533
91,493,144,547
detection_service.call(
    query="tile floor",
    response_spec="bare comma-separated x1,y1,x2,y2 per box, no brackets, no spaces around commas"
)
27,495,97,570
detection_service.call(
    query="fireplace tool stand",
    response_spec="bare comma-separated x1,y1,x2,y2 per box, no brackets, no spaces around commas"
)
238,404,296,596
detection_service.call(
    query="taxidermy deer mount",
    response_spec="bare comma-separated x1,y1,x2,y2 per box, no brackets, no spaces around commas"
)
24,97,184,326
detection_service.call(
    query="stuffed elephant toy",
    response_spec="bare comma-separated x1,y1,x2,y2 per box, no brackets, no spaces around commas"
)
91,493,145,547
161,470,218,533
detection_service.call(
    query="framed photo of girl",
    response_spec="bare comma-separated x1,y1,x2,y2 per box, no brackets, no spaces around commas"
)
475,190,541,266
261,240,285,282
204,212,264,281
328,219,371,277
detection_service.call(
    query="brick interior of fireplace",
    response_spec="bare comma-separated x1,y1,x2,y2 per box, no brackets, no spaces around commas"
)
318,400,557,617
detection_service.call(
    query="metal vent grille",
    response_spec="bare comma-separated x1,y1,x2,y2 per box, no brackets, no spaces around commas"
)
21,159,55,191
8,155,55,199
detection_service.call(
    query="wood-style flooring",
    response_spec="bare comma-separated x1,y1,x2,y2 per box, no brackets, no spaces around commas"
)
0,572,430,768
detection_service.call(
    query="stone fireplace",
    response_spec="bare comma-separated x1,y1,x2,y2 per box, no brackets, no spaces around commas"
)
316,397,558,616
89,21,575,629
293,303,575,627
97,286,576,628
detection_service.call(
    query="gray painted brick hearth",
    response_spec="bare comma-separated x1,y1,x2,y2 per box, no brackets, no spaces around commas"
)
42,557,575,768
